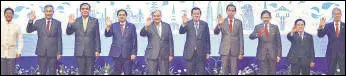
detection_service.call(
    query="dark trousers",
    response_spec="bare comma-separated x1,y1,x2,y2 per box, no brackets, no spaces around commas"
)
221,55,238,75
291,58,310,75
328,55,345,75
38,56,57,75
1,58,16,75
76,56,95,75
185,52,206,75
146,54,169,75
112,56,133,75
259,54,276,75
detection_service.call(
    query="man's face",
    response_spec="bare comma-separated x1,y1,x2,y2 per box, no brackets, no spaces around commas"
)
118,11,127,22
192,10,200,22
227,6,236,18
4,10,13,22
152,11,161,24
333,9,342,22
80,4,90,17
296,21,305,32
261,13,271,25
44,7,54,19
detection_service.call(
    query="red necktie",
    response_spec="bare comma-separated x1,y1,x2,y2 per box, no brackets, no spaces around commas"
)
265,24,269,39
229,19,233,33
120,24,124,36
47,20,50,33
336,23,339,38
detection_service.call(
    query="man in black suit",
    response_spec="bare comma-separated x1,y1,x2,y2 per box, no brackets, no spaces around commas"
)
317,7,345,75
27,5,62,75
287,19,315,75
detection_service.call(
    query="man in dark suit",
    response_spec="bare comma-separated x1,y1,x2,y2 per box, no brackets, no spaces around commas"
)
140,9,174,75
180,7,211,75
66,3,101,75
27,5,62,75
105,9,137,75
214,4,244,75
318,7,345,75
287,19,315,75
249,10,282,75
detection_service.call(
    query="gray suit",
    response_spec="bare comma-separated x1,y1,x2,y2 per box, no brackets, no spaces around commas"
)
27,18,62,75
140,21,174,75
214,18,244,75
179,20,210,75
249,23,282,75
66,16,101,75
287,32,315,75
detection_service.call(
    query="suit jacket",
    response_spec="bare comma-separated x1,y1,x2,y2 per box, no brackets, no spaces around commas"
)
105,21,137,59
214,18,244,56
66,16,101,56
318,22,345,60
27,18,62,56
179,20,211,60
287,32,315,65
249,23,282,60
140,21,174,60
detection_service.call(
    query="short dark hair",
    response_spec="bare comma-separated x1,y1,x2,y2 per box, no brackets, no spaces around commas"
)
44,5,54,13
294,19,305,26
191,7,201,15
80,3,91,10
4,8,14,15
332,7,342,16
226,4,236,12
117,9,127,16
260,10,271,18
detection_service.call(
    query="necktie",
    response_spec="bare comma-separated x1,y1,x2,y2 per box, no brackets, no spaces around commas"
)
195,23,199,36
299,32,303,40
83,18,87,32
265,24,269,39
336,23,339,38
157,24,161,37
47,20,50,33
229,19,233,33
120,24,124,37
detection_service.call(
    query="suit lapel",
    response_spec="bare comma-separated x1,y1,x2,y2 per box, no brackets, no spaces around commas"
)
124,22,130,37
115,23,122,37
330,22,336,38
85,17,92,33
197,21,203,38
151,22,160,38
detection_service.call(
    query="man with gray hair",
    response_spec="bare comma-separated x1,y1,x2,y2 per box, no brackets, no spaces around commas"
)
27,4,62,75
318,7,345,75
140,9,174,75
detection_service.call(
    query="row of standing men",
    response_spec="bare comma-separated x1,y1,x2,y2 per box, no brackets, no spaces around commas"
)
1,3,345,75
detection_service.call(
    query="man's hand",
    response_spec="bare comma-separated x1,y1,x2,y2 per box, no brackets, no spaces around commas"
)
206,54,210,60
290,26,298,36
131,55,136,60
169,56,173,62
217,14,224,27
16,53,21,59
319,17,326,29
95,51,100,58
105,17,112,32
68,14,76,25
145,17,152,29
29,10,36,22
276,56,280,63
182,14,188,25
238,55,243,60
310,62,315,68
57,54,61,60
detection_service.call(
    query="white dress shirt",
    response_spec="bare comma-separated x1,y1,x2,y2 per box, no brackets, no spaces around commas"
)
1,21,23,58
